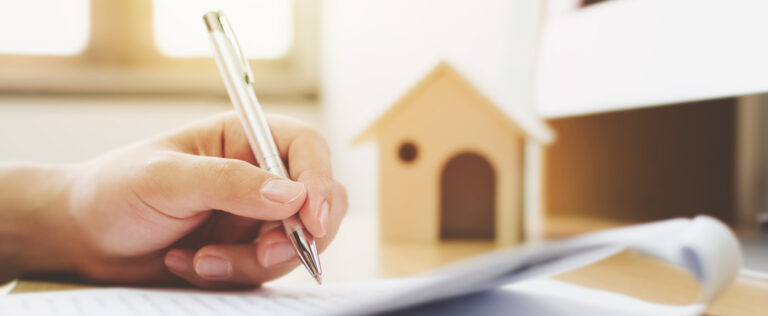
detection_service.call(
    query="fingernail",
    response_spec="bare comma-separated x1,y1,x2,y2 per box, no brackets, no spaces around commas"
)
165,252,188,273
317,201,329,237
262,242,296,267
261,179,305,204
195,255,232,279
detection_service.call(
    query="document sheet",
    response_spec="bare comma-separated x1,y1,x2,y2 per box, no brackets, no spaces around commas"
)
0,216,742,316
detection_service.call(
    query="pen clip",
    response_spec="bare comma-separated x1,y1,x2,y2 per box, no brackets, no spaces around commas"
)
216,11,255,84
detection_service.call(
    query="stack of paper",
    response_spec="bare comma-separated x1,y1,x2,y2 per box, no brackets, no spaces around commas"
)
0,216,741,315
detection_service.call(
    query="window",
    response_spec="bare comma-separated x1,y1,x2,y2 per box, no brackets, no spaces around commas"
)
153,0,293,59
398,142,419,163
0,0,317,97
0,0,89,55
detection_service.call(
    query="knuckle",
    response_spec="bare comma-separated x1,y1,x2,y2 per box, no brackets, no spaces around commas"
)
304,125,325,142
221,111,241,129
269,114,328,146
313,174,335,192
298,172,334,196
140,153,176,176
293,126,327,150
321,178,337,196
202,111,238,130
266,113,297,125
136,153,177,189
307,129,330,152
334,181,349,211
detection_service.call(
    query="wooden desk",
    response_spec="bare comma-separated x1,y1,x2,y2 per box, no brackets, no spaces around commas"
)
8,216,768,315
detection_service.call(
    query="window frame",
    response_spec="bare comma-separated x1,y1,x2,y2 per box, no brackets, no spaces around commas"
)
0,0,317,97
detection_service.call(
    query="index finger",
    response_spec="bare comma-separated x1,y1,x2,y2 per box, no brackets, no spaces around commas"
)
167,112,330,178
167,112,335,237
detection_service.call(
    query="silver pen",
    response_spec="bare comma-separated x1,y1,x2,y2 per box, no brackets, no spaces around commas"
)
203,11,322,284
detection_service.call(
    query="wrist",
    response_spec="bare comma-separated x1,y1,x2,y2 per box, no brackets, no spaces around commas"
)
0,163,81,279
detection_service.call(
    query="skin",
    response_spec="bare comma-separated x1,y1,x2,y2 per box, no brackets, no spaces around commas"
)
0,112,347,289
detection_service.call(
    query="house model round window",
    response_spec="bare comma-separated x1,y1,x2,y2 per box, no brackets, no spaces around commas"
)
398,142,418,163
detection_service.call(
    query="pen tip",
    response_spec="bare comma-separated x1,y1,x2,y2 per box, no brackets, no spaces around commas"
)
314,274,323,285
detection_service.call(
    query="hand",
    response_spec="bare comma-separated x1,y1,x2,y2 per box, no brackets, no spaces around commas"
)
5,112,347,289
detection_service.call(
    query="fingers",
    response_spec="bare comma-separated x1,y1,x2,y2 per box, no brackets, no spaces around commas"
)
163,248,226,289
134,152,306,221
296,177,334,238
164,112,336,238
313,181,348,250
163,230,299,288
154,112,346,288
267,115,336,238
163,112,257,164
163,182,348,289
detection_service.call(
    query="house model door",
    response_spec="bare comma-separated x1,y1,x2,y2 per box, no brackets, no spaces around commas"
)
440,152,496,240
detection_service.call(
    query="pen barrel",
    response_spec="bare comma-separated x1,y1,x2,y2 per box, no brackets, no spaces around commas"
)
206,12,321,281
206,29,289,179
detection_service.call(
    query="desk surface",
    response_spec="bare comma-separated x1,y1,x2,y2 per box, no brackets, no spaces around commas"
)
9,215,768,316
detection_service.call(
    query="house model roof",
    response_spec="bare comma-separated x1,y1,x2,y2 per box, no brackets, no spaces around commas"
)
353,62,554,145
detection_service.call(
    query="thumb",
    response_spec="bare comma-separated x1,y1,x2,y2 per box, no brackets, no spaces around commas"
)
134,152,307,220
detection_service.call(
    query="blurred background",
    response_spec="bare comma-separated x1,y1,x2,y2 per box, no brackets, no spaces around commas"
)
1,0,767,272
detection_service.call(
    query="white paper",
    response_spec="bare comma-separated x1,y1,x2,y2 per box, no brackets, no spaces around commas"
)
0,216,742,316
408,278,705,316
0,281,418,316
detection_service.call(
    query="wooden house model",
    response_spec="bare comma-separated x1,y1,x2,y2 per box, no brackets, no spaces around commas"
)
354,62,553,245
